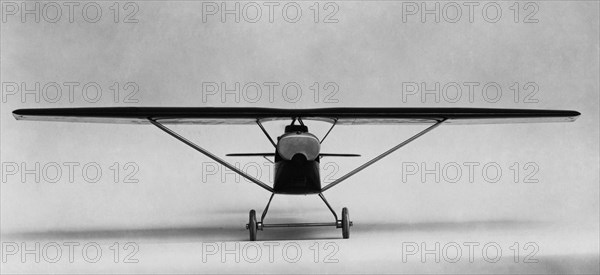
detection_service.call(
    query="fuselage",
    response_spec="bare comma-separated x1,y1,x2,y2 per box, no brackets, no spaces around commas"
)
273,125,322,194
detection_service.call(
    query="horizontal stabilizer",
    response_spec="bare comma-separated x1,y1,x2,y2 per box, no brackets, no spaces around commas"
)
319,153,361,157
227,153,361,157
226,153,275,157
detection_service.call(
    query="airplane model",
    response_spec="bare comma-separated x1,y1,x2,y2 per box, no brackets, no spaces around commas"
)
12,107,580,241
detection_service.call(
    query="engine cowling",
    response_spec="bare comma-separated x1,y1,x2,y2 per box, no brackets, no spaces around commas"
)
277,132,320,161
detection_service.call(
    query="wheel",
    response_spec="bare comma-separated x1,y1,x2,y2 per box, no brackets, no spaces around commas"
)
248,209,257,241
341,207,350,239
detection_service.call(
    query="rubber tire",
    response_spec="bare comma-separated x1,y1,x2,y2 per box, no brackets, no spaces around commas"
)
341,207,350,239
249,209,257,241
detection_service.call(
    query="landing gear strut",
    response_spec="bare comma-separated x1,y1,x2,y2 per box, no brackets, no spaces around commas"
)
246,193,352,241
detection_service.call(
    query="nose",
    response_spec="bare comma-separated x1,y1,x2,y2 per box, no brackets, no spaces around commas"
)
277,132,320,161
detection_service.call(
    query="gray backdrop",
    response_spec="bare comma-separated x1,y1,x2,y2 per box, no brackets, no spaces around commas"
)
1,1,598,273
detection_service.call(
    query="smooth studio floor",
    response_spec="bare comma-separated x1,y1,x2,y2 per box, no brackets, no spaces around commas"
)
2,210,598,274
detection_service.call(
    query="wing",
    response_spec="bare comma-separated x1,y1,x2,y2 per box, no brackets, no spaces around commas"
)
11,106,581,193
12,107,580,125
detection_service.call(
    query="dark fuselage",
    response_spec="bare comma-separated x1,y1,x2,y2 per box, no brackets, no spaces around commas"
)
273,157,321,194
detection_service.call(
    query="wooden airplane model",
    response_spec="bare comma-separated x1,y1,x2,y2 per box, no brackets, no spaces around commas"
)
12,107,580,240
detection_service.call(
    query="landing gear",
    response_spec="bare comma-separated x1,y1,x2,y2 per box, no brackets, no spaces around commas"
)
246,193,352,241
341,207,350,239
248,209,257,241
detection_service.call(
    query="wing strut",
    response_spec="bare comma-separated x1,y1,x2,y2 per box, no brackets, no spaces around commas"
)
148,118,274,193
256,119,277,148
320,118,337,144
321,118,447,192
